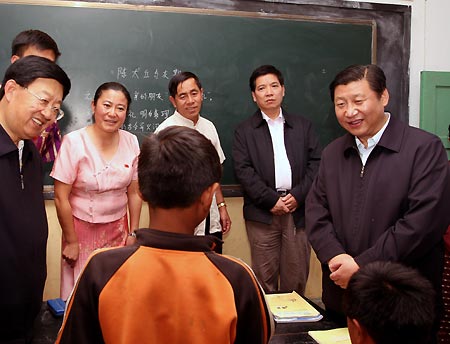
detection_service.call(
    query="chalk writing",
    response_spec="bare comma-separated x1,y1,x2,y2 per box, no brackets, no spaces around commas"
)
116,66,180,81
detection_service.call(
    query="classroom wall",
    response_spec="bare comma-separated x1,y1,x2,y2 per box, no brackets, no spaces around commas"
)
42,0,450,300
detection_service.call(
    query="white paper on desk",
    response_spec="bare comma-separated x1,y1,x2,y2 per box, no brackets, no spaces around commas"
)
308,328,351,344
265,291,322,322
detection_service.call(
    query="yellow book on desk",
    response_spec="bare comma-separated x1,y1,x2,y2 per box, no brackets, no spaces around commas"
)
265,291,323,323
308,328,350,344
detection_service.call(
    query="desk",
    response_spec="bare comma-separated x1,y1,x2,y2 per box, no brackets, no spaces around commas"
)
34,301,339,343
269,300,340,344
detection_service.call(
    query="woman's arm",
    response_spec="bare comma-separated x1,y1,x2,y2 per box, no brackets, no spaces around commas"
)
127,179,142,231
54,180,78,267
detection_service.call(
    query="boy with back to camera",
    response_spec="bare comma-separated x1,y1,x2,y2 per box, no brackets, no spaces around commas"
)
56,126,273,344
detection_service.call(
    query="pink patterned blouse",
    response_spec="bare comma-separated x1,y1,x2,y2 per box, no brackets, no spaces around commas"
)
51,128,139,223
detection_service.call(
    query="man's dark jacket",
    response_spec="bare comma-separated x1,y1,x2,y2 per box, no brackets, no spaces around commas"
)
0,125,48,340
306,115,450,314
232,109,321,228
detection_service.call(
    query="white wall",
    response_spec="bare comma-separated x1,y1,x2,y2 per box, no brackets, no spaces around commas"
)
349,0,450,127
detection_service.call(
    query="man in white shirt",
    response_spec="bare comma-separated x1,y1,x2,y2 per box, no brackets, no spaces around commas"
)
155,72,231,252
232,65,321,294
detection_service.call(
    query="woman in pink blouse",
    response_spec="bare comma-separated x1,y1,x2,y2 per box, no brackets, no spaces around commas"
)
51,82,142,300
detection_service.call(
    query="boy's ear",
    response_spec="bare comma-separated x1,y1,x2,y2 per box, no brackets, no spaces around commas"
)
347,317,372,344
200,182,219,212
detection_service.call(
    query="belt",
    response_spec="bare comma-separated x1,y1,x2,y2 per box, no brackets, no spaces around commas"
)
276,188,290,197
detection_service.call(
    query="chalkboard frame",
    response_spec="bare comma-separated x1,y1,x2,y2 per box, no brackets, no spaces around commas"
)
0,0,377,198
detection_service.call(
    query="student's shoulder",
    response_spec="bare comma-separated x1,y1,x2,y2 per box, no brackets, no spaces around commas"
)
85,245,140,272
207,253,259,283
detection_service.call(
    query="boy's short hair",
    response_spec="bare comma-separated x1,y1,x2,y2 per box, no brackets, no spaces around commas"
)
11,29,61,59
0,55,71,100
343,261,435,344
138,126,222,208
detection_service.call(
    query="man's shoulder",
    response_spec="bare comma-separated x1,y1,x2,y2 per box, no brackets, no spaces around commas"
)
198,116,218,130
284,111,312,124
235,111,261,131
322,133,350,152
383,116,443,151
155,115,178,132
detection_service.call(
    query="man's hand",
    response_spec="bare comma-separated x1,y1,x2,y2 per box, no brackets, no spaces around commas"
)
328,253,359,289
270,198,290,215
219,206,232,234
282,193,298,212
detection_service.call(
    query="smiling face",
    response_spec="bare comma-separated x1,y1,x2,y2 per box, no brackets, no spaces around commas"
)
334,78,389,146
2,78,63,144
91,89,129,133
251,73,285,119
169,77,203,124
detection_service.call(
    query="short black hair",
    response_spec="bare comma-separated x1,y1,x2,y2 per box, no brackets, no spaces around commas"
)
249,65,284,92
343,261,435,344
11,29,61,60
138,126,222,208
0,55,71,100
329,64,386,102
93,82,132,112
168,71,202,98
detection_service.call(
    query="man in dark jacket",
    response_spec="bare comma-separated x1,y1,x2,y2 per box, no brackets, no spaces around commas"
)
0,56,71,343
306,64,450,341
233,65,321,295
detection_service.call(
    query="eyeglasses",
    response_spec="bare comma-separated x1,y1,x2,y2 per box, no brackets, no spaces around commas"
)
23,87,64,121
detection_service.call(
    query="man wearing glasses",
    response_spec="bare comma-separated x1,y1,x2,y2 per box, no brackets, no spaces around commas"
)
0,56,71,343
9,29,63,162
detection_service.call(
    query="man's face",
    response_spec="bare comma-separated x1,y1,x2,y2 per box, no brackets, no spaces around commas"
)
169,78,203,122
10,45,57,63
252,73,285,116
3,78,63,143
333,78,389,146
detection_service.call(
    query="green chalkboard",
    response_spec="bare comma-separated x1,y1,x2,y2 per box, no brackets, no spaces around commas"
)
0,2,373,190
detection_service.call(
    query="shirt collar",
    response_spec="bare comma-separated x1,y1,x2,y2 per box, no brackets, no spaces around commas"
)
261,108,284,124
355,112,390,150
173,110,200,127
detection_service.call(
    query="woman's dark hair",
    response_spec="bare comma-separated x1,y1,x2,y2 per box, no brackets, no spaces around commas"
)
93,82,132,112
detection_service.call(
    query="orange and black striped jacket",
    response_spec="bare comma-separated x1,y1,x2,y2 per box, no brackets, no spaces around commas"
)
56,228,273,343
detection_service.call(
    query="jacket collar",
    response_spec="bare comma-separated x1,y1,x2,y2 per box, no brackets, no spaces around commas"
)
0,124,18,157
343,114,404,155
250,108,294,129
135,228,222,252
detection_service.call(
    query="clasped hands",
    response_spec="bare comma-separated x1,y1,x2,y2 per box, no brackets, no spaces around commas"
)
270,193,298,216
